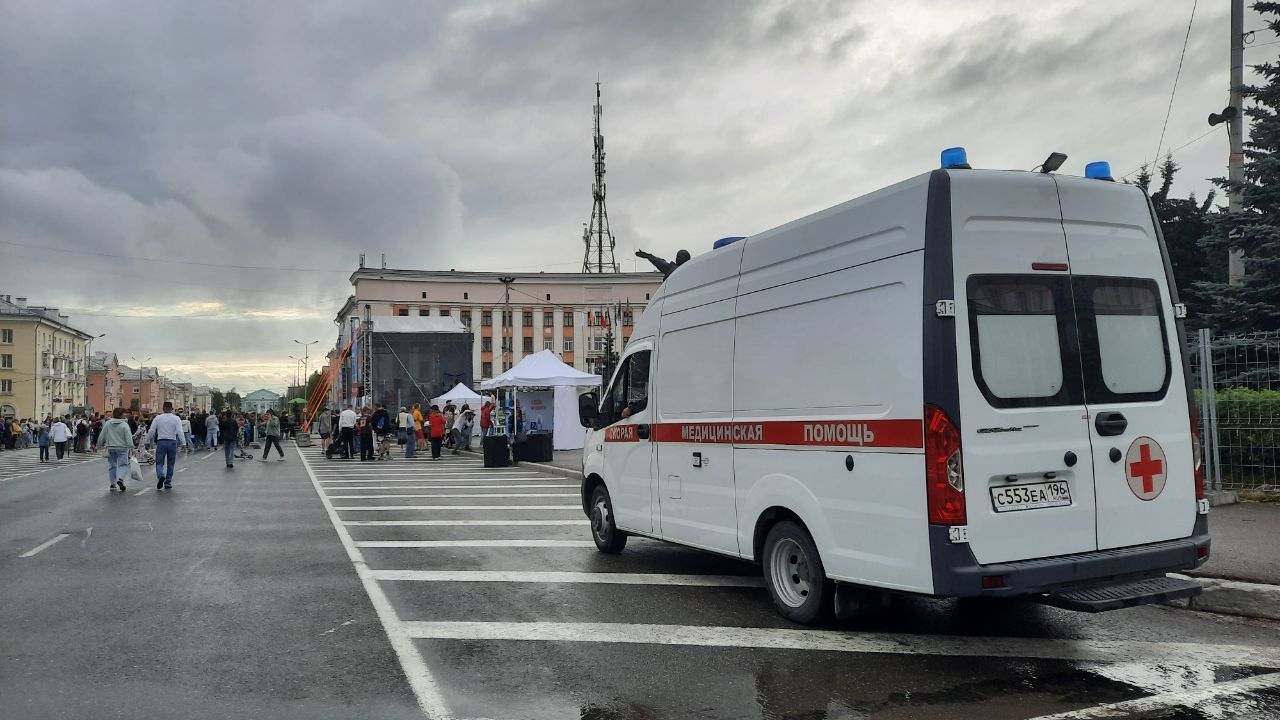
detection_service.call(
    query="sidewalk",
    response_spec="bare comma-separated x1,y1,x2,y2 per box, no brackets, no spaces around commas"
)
1176,501,1280,621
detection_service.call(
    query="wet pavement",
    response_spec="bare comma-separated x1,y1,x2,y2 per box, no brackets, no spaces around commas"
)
4,442,1280,719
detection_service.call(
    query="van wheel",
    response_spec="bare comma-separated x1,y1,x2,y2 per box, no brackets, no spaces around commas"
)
762,521,832,624
589,485,627,554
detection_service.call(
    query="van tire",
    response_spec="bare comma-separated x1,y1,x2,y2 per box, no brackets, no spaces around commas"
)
589,484,627,554
762,521,832,624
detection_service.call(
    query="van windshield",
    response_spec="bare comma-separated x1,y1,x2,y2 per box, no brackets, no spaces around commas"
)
967,274,1171,408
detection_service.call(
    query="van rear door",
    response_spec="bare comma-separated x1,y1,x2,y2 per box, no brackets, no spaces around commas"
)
1054,178,1197,550
951,172,1098,564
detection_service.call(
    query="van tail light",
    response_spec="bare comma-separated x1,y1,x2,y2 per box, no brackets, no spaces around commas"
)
1190,408,1205,500
925,404,966,525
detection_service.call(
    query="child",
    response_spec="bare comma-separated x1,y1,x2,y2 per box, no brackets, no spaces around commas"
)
36,423,51,463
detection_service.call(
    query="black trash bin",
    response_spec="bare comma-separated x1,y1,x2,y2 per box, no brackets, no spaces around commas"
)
482,435,510,468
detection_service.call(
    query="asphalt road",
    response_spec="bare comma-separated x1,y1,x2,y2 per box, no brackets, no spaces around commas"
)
4,442,1280,720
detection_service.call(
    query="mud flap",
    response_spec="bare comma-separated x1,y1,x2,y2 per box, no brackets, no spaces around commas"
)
1031,575,1202,612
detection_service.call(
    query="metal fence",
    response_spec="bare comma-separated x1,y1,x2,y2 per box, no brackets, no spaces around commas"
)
1188,329,1280,491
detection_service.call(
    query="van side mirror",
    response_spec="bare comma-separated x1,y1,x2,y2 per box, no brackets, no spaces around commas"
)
578,392,599,428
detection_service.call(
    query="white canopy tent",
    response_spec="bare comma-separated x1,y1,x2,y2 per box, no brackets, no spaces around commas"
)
480,350,601,450
432,382,482,408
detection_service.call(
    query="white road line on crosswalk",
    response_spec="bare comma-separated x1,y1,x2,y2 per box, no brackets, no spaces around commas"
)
327,493,578,500
19,533,71,558
398,622,1280,669
345,520,587,526
358,540,598,548
325,481,581,486
371,570,763,587
133,488,150,496
334,505,582,511
1029,671,1280,719
295,446,452,720
318,477,544,483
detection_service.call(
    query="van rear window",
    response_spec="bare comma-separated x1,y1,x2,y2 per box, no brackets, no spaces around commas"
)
967,276,1075,407
1075,277,1170,403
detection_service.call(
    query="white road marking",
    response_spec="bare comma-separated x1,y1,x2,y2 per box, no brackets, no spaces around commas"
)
372,570,763,587
177,468,187,473
296,447,453,719
399,622,1280,668
326,493,578,500
1029,671,1280,719
322,481,578,486
133,488,150,496
334,505,581,511
358,540,598,548
345,520,587,526
319,477,545,483
81,527,92,548
19,533,71,558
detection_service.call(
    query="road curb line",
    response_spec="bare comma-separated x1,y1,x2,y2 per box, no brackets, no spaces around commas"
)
1167,573,1280,621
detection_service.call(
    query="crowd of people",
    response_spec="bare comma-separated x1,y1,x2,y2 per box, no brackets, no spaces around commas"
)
320,400,476,461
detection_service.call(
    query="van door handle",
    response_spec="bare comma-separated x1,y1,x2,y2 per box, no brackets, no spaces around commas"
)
1094,412,1128,437
636,424,650,440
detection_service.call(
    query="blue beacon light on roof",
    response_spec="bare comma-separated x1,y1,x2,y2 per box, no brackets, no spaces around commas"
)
940,147,971,170
714,236,746,249
1085,161,1114,181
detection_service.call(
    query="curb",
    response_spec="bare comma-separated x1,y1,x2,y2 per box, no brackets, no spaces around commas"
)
1206,489,1238,507
458,448,585,482
1167,573,1280,621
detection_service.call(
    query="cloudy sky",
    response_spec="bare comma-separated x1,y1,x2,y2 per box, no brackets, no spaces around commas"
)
0,0,1269,393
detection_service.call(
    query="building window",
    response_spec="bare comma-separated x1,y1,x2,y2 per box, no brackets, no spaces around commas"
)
0,329,11,344
546,293,551,301
502,310,513,327
481,337,492,352
501,337,512,352
460,310,472,327
439,306,450,316
522,311,533,327
563,338,574,352
522,337,534,353
421,291,428,299
0,379,11,394
481,310,492,326
133,387,140,394
397,308,409,316
543,338,554,351
563,311,574,327
464,292,469,300
0,354,10,369
542,311,553,327
482,362,492,377
622,309,633,326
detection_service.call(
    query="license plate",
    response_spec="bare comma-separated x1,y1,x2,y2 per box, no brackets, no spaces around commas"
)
990,480,1072,513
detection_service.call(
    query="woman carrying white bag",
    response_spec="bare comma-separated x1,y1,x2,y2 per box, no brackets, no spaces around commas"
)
98,408,135,493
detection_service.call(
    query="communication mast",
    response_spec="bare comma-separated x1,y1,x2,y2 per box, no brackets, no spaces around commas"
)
582,81,620,273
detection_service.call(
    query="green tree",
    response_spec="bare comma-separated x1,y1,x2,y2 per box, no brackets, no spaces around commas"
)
210,389,224,410
303,371,324,402
224,388,241,411
1198,2,1280,332
1139,155,1224,328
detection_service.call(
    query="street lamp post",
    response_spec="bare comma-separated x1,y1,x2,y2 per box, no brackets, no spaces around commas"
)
294,339,319,391
130,355,151,413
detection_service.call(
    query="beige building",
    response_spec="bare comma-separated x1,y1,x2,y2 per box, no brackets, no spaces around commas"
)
0,295,96,419
329,268,663,406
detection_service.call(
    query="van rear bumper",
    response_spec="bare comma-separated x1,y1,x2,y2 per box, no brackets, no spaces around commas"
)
929,515,1210,598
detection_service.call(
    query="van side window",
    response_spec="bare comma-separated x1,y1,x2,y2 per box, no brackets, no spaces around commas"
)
1075,277,1170,402
604,350,651,423
967,276,1079,408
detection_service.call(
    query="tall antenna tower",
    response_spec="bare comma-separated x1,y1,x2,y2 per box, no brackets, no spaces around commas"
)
582,81,619,273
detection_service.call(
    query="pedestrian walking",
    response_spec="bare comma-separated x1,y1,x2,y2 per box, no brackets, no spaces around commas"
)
205,412,219,449
180,413,194,453
100,408,134,491
317,409,332,455
258,410,285,462
443,403,456,449
331,404,357,459
480,399,493,437
427,405,445,460
74,416,89,453
218,411,239,468
397,406,415,459
412,403,425,454
371,403,392,460
451,408,474,454
50,417,70,459
146,401,186,490
36,422,51,462
358,409,375,461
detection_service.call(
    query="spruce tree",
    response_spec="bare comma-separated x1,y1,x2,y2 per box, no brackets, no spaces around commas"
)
1197,1,1280,332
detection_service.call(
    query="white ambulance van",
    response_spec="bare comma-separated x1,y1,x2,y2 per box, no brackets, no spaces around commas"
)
577,150,1211,624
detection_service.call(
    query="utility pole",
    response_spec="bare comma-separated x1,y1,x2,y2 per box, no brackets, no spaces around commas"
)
582,81,620,273
1229,0,1246,285
499,276,516,373
361,304,373,407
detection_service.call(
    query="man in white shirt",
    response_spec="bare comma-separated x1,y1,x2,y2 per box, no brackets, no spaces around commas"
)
333,404,358,460
451,409,474,454
146,402,187,490
50,417,71,460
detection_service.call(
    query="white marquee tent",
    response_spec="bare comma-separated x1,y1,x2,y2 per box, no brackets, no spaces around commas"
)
432,382,482,408
480,350,601,450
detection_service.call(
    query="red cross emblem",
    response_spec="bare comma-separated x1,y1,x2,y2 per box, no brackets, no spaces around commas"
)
1124,437,1167,501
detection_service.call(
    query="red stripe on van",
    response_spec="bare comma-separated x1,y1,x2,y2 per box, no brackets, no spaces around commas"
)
647,419,923,449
